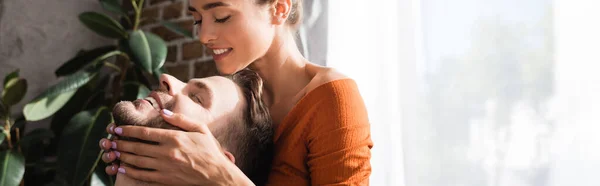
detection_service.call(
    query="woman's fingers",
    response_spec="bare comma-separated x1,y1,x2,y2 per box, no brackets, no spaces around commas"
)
113,125,179,143
117,151,160,170
161,109,210,134
102,150,118,163
112,140,164,158
106,123,116,134
105,163,119,175
118,164,168,184
99,138,112,150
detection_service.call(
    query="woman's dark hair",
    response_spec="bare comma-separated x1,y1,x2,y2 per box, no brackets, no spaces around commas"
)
256,0,303,28
229,69,273,186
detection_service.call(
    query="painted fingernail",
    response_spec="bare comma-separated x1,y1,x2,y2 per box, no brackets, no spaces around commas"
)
105,153,111,159
111,165,116,171
114,151,121,158
102,140,106,148
115,127,123,135
118,167,126,174
109,126,114,133
162,109,173,116
111,142,117,149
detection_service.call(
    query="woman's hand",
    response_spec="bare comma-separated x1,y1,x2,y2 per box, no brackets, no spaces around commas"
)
99,123,119,175
98,109,254,185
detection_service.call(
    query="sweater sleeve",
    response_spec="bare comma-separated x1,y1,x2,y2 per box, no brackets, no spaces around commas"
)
306,82,373,186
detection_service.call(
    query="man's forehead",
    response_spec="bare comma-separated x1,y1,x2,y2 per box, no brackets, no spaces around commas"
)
187,76,231,84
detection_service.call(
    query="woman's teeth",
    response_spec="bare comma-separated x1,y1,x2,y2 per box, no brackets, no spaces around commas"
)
213,48,230,55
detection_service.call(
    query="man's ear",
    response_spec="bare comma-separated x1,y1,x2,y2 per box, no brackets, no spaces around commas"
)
223,151,235,164
271,0,292,25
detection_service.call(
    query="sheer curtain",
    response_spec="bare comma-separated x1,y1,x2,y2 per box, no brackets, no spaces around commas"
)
327,0,600,186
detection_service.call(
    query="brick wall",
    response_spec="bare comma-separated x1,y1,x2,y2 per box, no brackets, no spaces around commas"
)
129,0,218,81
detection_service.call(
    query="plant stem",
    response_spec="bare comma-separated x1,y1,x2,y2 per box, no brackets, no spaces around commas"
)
132,0,145,30
15,127,21,153
4,116,12,149
104,62,122,73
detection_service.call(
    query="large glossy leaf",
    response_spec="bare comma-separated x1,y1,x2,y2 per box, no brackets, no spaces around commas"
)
100,0,125,15
0,150,25,186
153,66,166,81
0,100,5,118
18,128,54,152
47,85,97,156
57,107,111,186
79,12,127,39
3,69,19,88
1,78,27,106
23,70,98,121
161,21,194,38
55,46,117,77
137,84,151,99
128,30,167,74
122,82,151,101
0,131,4,145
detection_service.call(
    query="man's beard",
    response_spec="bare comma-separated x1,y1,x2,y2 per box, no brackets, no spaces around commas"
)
112,91,182,142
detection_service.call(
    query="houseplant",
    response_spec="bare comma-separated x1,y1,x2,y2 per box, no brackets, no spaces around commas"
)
0,0,192,185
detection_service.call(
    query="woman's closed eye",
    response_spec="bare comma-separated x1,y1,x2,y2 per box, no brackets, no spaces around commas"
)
215,15,231,23
193,15,231,25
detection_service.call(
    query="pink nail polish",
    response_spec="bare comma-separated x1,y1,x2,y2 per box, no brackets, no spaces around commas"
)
115,127,123,135
118,168,126,174
110,126,114,133
112,165,116,171
115,151,121,158
111,142,117,149
105,153,110,159
162,109,173,116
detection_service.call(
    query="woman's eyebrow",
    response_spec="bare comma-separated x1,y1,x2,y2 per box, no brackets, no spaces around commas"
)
188,2,230,12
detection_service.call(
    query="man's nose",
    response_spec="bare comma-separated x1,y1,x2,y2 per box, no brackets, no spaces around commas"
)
159,74,185,96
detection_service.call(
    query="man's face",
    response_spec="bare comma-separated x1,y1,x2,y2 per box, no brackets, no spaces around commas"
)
113,74,246,135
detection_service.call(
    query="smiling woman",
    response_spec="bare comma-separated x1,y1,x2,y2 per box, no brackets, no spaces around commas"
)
99,0,373,185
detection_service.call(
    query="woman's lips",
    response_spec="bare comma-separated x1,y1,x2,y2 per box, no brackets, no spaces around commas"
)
211,48,232,61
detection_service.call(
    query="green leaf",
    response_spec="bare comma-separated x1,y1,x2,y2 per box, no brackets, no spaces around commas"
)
18,128,54,150
122,82,150,101
153,66,166,81
55,46,117,77
128,30,167,74
0,100,6,119
23,69,99,121
47,86,98,157
79,12,127,39
0,132,4,145
57,107,111,186
0,150,25,186
1,78,27,106
100,0,126,15
3,69,19,88
161,21,194,38
137,84,151,99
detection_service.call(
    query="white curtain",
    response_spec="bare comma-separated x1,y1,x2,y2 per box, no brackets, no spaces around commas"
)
327,0,600,185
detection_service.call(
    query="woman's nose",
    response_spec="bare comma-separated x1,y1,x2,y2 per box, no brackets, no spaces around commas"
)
159,74,185,95
198,24,217,45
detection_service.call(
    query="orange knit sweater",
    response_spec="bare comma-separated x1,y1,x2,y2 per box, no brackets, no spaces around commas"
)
266,79,373,186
